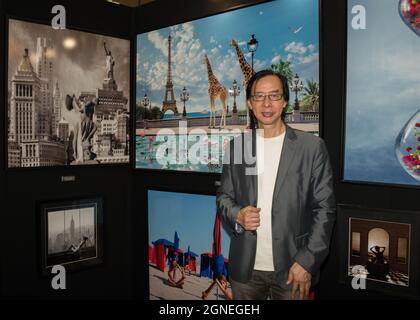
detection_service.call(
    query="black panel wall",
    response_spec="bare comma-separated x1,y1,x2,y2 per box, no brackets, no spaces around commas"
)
0,0,134,299
1,0,418,301
319,0,420,299
0,0,5,297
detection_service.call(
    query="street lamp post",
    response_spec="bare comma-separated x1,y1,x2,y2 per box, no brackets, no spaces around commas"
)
229,80,240,114
180,86,189,119
247,34,258,72
247,34,258,127
142,93,150,111
290,74,303,111
290,74,304,122
141,93,150,129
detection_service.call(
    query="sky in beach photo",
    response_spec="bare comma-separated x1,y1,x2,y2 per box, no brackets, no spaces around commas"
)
136,0,319,114
344,0,420,186
148,190,230,258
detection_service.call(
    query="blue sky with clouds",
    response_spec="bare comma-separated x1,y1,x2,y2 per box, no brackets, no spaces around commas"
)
345,0,420,185
148,190,231,258
136,0,319,112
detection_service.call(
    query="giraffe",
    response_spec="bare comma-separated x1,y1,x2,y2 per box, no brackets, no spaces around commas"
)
204,54,228,128
231,39,255,126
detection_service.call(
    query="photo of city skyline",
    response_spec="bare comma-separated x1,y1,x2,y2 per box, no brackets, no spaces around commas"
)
7,19,131,168
41,199,102,271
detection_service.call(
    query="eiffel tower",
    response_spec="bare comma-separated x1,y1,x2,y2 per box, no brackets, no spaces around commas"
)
162,35,178,115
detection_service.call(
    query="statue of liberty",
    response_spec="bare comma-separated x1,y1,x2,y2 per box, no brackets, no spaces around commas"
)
103,41,115,80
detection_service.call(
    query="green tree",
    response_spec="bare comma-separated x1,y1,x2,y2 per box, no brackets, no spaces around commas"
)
136,104,154,120
270,59,294,84
136,104,145,120
301,79,319,112
151,106,163,120
271,60,294,115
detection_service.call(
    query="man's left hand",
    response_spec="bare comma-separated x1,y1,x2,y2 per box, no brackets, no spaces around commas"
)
286,262,312,300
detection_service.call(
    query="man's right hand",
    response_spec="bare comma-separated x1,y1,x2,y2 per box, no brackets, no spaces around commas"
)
236,206,261,231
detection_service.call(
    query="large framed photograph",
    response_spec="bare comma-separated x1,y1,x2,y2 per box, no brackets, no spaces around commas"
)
148,189,231,300
343,0,420,186
338,204,420,298
136,0,320,173
39,197,104,275
7,18,130,168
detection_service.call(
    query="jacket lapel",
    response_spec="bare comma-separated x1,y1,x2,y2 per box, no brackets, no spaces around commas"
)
272,126,298,202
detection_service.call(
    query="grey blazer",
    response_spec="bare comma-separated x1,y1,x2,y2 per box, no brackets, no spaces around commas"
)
216,126,336,284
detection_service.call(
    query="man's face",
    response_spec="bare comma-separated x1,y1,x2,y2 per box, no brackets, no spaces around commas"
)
247,75,287,128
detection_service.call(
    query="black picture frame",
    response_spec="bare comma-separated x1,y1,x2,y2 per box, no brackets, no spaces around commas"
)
5,17,131,170
145,187,235,300
134,0,322,175
337,204,420,298
339,0,420,190
39,196,104,276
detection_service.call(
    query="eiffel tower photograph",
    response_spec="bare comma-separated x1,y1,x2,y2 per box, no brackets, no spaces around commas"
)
135,0,320,173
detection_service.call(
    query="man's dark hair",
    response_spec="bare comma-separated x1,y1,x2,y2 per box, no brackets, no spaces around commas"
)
246,69,290,129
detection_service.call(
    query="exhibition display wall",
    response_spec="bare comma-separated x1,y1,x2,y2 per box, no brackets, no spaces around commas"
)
1,0,420,301
0,0,134,299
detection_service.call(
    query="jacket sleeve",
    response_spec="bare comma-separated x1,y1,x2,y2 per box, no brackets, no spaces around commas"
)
294,139,336,275
216,144,242,232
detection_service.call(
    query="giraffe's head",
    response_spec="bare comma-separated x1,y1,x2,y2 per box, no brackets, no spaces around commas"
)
230,39,238,48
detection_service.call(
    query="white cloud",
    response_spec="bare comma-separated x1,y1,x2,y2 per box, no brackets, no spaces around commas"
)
147,61,167,91
308,44,315,52
210,36,216,44
271,55,281,65
270,54,295,65
254,59,266,71
297,52,318,65
284,41,310,55
211,47,220,55
136,53,141,72
259,11,263,15
148,31,168,56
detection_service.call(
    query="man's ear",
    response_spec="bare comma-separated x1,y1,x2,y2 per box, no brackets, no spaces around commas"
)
247,100,252,110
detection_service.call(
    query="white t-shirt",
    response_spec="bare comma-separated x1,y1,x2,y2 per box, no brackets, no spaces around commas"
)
254,131,285,271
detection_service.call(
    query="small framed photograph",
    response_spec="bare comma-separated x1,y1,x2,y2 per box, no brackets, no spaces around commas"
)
147,189,232,300
39,197,104,275
338,205,420,298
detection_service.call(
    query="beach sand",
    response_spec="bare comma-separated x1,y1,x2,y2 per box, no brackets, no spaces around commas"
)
149,265,230,300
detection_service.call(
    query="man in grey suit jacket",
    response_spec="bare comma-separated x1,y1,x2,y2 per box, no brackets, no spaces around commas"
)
217,70,335,300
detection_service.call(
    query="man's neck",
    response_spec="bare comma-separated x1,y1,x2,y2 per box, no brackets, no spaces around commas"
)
259,121,286,138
